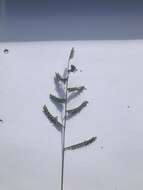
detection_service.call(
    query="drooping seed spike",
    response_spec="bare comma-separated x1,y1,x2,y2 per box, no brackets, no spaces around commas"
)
65,137,97,151
50,94,66,104
43,105,63,132
67,101,88,118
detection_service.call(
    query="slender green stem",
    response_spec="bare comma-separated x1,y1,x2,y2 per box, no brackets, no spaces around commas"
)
61,57,71,190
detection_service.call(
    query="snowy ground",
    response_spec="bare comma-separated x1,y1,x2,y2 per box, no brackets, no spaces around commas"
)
0,40,143,190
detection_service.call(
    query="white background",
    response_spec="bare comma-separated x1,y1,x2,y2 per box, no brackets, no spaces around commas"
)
0,40,143,190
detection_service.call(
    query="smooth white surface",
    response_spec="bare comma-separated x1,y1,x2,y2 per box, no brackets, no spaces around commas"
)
0,40,143,190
